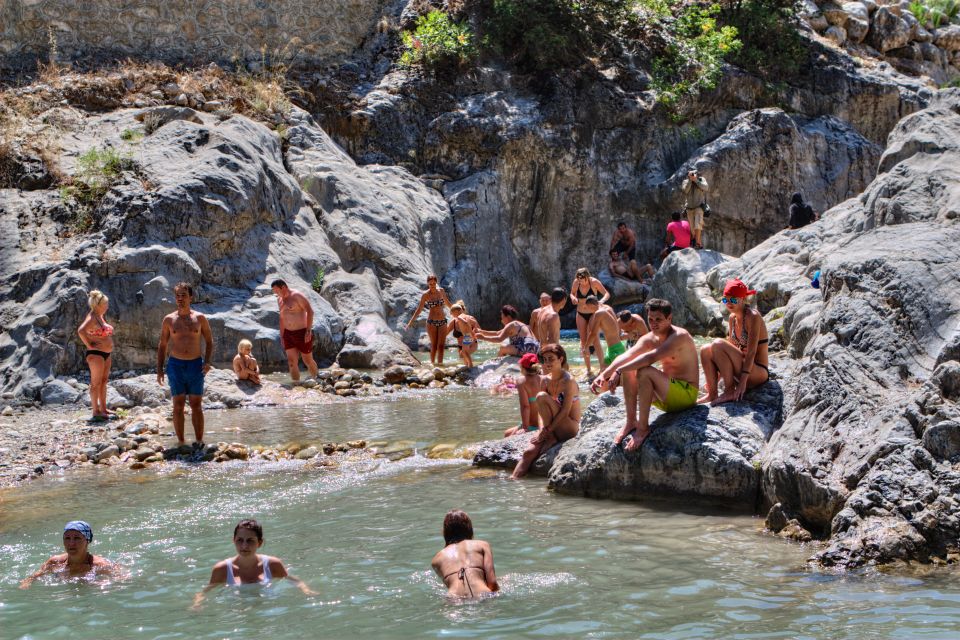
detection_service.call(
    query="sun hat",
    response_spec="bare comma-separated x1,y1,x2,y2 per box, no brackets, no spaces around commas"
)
723,278,756,298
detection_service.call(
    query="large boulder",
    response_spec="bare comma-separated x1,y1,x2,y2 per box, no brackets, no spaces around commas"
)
868,7,912,52
649,248,730,335
547,385,783,507
466,356,522,389
597,268,649,306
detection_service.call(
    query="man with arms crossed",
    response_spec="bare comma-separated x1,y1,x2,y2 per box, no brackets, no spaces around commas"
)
591,299,699,451
158,282,214,445
271,279,319,383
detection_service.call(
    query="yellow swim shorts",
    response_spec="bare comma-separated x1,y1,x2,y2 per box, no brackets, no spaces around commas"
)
652,378,698,413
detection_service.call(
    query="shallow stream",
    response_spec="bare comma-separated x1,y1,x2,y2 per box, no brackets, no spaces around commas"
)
4,343,960,638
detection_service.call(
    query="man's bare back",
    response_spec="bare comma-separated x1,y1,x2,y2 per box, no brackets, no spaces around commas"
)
589,306,622,348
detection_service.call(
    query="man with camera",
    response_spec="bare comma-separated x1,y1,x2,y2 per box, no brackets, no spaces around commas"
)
681,168,709,250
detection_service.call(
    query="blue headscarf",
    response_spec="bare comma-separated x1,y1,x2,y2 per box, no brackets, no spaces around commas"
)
64,520,93,542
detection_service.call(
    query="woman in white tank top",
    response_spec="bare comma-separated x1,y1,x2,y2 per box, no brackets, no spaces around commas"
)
192,519,315,609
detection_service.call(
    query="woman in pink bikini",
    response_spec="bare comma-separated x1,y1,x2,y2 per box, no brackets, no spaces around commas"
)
77,290,115,422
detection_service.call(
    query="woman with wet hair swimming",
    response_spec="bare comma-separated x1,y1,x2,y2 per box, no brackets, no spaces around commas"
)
503,352,545,437
477,305,541,357
20,521,117,588
511,344,580,478
77,290,115,422
449,300,481,367
698,278,770,404
431,510,499,599
193,519,315,608
406,274,453,366
570,268,610,379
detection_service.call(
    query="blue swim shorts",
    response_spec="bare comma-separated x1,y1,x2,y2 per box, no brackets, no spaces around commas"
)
167,356,204,397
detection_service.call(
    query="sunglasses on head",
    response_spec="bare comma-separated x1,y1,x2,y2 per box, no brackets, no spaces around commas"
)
721,296,740,304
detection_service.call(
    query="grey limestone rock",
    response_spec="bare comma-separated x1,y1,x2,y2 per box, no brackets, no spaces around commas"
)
40,379,81,405
472,431,561,476
650,248,730,336
869,7,912,52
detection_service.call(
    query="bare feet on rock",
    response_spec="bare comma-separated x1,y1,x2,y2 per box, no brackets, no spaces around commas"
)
625,428,650,452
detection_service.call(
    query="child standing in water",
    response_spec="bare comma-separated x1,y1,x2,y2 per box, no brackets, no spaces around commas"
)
503,353,545,437
232,339,261,385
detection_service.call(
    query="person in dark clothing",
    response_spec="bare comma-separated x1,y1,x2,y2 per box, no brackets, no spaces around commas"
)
787,192,817,229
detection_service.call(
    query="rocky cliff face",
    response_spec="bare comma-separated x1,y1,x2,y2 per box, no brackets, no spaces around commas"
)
0,104,452,396
709,89,960,566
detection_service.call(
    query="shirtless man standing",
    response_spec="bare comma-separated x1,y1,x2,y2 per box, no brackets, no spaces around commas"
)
271,279,319,383
157,282,214,445
618,310,649,347
529,292,551,345
591,299,699,451
610,221,638,261
581,297,627,367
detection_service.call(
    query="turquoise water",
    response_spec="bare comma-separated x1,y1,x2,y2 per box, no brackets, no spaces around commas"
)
4,387,960,638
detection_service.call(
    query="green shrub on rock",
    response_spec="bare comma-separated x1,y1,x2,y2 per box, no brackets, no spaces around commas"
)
400,10,477,71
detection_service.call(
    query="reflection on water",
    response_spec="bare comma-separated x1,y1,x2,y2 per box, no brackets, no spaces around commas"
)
3,387,960,639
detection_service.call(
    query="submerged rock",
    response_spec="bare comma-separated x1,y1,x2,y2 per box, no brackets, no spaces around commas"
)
472,431,561,477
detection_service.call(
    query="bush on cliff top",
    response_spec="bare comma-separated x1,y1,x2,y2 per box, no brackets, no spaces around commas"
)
718,0,805,78
399,10,477,72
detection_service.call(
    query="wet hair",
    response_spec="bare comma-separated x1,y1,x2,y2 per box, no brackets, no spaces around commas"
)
451,299,466,313
539,343,569,370
233,519,263,542
585,295,599,305
270,279,287,289
443,510,474,545
617,221,627,228
88,290,108,311
646,298,673,317
237,339,253,353
575,267,591,279
671,210,681,221
174,282,193,296
427,274,438,283
618,310,633,322
501,305,518,320
550,288,567,304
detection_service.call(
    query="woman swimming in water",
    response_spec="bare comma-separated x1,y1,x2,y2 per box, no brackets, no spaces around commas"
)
449,300,481,368
431,510,499,599
77,290,115,422
193,519,315,608
20,521,117,588
698,278,770,404
476,305,541,357
511,344,581,479
503,352,545,437
406,275,453,366
570,268,610,379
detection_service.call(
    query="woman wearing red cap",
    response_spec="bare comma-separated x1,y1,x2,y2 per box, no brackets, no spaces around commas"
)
698,279,769,404
503,353,545,437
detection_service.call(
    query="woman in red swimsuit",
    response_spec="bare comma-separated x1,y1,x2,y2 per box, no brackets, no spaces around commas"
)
77,290,115,421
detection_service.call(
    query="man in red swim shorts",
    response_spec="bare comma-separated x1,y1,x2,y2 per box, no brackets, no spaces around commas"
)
271,279,320,383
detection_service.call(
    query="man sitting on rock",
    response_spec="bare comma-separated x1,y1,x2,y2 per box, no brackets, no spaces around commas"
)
609,221,638,261
659,211,692,260
609,250,656,283
271,279,319,384
581,296,628,368
591,298,699,451
157,282,214,446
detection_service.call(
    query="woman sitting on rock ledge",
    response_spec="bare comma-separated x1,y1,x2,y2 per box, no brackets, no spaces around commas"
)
77,290,115,422
698,279,769,404
511,344,580,479
503,352,545,437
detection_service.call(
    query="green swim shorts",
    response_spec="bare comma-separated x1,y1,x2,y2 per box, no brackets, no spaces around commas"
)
605,341,627,366
652,378,698,413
